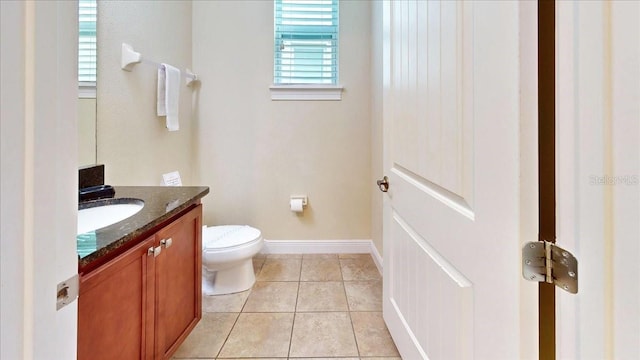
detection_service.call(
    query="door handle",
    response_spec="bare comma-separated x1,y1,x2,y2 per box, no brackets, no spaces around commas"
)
377,176,389,192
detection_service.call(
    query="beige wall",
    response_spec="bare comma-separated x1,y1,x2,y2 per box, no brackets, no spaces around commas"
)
370,1,383,255
97,1,194,185
78,98,96,166
192,0,372,240
95,0,373,241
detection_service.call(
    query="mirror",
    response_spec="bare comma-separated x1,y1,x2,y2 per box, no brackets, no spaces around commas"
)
78,0,97,167
78,97,97,167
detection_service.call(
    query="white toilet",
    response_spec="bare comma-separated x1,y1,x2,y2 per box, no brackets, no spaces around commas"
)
201,225,263,295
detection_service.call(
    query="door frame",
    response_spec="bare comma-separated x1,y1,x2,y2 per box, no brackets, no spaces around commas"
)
555,1,640,358
538,1,556,358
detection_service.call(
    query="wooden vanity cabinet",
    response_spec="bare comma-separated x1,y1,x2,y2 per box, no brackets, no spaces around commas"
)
78,205,202,360
154,205,202,359
77,235,156,360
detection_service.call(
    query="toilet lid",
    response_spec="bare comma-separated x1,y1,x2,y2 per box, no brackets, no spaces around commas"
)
202,225,262,250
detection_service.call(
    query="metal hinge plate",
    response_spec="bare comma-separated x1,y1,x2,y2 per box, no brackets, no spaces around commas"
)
522,241,578,294
56,274,79,310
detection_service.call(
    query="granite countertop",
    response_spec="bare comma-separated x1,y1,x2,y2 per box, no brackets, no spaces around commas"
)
77,186,209,271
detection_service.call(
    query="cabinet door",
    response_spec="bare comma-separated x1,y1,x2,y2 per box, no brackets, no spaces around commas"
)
154,205,202,359
78,236,156,360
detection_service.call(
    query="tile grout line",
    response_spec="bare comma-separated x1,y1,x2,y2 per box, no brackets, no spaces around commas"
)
286,255,303,358
213,258,257,360
340,255,363,359
213,310,240,360
213,284,252,359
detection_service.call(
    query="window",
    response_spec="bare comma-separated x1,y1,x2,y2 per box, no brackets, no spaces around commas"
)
272,0,341,100
78,0,97,95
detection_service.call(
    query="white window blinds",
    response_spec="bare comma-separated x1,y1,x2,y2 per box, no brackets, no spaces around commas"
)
78,0,97,84
274,0,339,85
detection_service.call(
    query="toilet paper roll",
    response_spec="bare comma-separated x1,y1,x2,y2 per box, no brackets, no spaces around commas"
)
290,198,304,213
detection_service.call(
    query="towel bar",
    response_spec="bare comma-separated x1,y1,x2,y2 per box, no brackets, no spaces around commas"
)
120,43,198,86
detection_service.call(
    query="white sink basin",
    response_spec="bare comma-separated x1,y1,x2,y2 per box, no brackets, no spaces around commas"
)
77,200,144,235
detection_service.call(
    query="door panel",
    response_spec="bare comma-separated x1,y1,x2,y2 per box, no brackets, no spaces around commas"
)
155,205,202,359
389,214,473,359
382,1,538,358
391,0,470,202
78,237,155,360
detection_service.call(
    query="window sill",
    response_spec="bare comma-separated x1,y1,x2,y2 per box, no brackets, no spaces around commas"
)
269,85,343,101
79,83,96,99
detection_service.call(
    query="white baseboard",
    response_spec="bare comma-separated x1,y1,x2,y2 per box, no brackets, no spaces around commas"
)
261,239,383,276
370,241,384,275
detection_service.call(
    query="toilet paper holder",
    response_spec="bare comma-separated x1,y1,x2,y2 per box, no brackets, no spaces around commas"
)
290,195,308,213
290,195,308,206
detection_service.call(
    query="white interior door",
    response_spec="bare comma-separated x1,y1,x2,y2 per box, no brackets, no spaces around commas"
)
0,1,78,359
556,1,640,359
381,1,538,359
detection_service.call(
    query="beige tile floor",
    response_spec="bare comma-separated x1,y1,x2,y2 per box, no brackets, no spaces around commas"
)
173,253,401,360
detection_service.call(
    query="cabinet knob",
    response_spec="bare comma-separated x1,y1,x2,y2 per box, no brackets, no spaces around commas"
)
148,246,162,257
161,238,173,249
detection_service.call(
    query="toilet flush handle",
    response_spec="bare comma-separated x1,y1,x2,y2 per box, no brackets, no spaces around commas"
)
161,238,173,249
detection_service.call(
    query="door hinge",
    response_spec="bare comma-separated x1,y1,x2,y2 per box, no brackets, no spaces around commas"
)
522,241,578,294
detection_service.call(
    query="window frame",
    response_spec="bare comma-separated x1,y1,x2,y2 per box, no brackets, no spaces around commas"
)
271,0,343,101
78,0,97,98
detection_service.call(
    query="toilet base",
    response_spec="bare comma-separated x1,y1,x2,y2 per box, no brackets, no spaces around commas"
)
202,259,256,296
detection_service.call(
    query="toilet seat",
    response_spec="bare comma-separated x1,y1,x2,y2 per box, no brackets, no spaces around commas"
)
202,225,262,251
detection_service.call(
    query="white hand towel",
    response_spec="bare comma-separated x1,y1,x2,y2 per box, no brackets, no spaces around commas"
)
157,63,181,131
